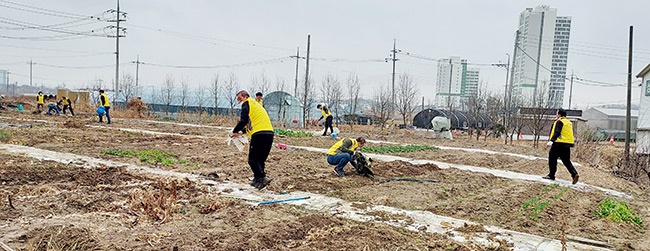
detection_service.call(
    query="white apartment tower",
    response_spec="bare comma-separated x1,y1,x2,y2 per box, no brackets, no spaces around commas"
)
512,5,571,108
435,57,480,110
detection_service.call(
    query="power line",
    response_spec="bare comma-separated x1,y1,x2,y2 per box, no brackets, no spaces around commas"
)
0,42,108,53
139,57,289,69
0,0,89,18
0,16,108,38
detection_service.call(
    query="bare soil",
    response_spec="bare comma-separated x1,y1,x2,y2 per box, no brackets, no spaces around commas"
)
1,112,649,250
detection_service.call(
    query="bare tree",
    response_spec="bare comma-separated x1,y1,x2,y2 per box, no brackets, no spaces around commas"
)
527,81,552,148
222,72,240,116
299,76,316,128
119,72,139,103
251,72,271,96
346,73,361,129
160,74,176,116
331,79,343,127
319,74,337,107
272,77,288,127
484,92,503,141
373,83,391,130
194,82,206,118
179,76,189,120
211,74,220,116
395,73,418,126
465,86,485,140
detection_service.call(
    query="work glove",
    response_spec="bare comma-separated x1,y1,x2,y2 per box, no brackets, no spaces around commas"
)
546,141,553,147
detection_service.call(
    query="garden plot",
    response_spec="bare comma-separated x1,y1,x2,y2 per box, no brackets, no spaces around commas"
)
0,114,649,249
1,155,489,251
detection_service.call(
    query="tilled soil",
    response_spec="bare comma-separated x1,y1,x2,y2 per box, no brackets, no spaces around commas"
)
1,113,649,250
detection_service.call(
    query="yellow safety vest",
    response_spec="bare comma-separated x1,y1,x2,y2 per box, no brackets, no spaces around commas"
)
327,139,358,155
37,95,44,104
63,99,70,105
256,99,263,106
100,93,111,107
550,117,574,144
321,107,331,119
245,97,273,138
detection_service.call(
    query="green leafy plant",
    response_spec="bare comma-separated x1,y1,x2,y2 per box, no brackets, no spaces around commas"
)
274,129,313,137
595,198,643,226
101,149,199,167
0,130,8,138
362,145,438,153
520,184,568,220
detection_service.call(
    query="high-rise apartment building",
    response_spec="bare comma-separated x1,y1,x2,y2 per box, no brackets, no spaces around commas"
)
512,5,571,108
435,57,479,110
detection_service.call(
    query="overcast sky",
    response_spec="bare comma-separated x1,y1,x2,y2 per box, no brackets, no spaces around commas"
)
1,0,648,109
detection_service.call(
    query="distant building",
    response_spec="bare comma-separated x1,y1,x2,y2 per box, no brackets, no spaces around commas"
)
582,108,638,131
512,5,571,108
636,64,650,154
435,57,479,111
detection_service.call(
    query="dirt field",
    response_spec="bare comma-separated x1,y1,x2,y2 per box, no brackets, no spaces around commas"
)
1,112,649,250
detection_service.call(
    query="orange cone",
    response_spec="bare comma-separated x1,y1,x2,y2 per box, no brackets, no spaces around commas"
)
609,134,615,145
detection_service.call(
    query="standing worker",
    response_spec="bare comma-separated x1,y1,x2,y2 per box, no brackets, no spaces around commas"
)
326,137,365,177
317,104,334,136
232,90,274,190
60,96,74,116
98,90,111,124
255,92,263,107
36,91,44,112
543,108,579,184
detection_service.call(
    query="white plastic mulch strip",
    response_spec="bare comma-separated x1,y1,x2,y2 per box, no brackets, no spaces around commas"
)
0,143,613,251
291,145,631,200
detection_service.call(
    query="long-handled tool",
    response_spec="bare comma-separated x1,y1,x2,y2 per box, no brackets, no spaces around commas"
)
392,177,438,183
259,196,310,205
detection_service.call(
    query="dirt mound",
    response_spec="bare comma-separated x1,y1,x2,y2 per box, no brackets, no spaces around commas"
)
22,225,101,251
63,119,85,129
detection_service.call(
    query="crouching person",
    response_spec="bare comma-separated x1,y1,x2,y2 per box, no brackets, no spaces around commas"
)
327,137,365,177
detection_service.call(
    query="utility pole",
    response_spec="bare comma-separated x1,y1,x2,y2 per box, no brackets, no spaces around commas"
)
28,59,34,87
385,39,399,118
289,47,303,97
108,0,126,98
447,59,453,111
131,55,144,87
625,26,633,161
568,71,574,109
506,30,520,144
5,71,9,94
303,35,311,128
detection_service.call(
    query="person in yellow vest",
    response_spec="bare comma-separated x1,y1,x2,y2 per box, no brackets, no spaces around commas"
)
59,96,74,116
543,108,579,184
98,90,111,124
45,95,61,115
36,91,44,112
317,104,334,136
232,90,274,189
327,137,366,177
255,92,263,107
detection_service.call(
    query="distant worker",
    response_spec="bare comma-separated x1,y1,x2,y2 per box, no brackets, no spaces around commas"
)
543,108,579,184
255,92,263,107
60,96,74,116
326,137,365,177
45,95,61,116
317,104,334,136
98,90,111,124
36,91,44,112
232,90,274,190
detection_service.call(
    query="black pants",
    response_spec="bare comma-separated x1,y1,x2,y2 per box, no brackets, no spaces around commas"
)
99,106,111,123
249,132,274,179
323,116,333,135
548,144,578,178
63,105,74,115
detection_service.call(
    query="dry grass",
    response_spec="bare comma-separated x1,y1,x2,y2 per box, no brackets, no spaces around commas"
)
128,179,178,223
25,225,100,251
